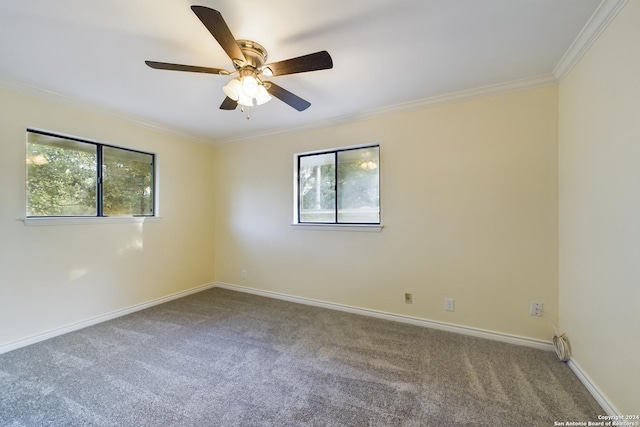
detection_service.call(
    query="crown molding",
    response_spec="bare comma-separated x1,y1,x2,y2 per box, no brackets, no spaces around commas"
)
6,0,625,149
349,73,558,120
217,0,631,148
553,0,629,82
0,74,212,145
217,73,557,145
0,71,557,148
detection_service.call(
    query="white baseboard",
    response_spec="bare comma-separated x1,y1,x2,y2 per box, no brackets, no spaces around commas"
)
2,281,618,415
567,359,620,416
0,282,216,355
214,282,554,352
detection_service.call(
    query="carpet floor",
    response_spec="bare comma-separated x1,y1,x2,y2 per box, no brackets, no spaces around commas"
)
0,287,603,426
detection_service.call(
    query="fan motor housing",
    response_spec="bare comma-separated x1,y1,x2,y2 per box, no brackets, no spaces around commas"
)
235,39,267,69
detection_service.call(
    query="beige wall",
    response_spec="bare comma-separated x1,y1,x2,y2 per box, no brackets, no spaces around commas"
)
559,0,640,415
0,87,216,347
214,85,559,341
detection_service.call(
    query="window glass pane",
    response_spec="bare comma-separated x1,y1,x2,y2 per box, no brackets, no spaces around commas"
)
26,133,97,216
337,146,380,223
299,153,336,223
103,146,154,216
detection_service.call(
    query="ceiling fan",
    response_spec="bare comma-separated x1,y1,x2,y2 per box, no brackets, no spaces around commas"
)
145,6,333,112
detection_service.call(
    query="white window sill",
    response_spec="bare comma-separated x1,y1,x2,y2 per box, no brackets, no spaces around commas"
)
23,216,161,226
291,223,383,232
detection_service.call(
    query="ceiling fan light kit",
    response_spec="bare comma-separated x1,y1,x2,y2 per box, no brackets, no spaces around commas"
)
223,68,272,107
145,6,333,113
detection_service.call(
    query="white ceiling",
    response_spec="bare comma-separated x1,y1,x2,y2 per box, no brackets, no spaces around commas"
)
0,0,603,144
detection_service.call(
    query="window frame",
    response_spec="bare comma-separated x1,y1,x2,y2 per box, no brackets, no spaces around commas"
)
25,128,157,222
293,143,382,232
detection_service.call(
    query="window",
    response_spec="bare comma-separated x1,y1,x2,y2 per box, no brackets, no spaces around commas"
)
295,144,380,225
26,129,155,217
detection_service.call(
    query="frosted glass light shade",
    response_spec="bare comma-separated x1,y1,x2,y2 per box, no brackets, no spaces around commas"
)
241,75,259,98
223,79,242,101
237,92,254,107
255,85,272,105
223,76,272,107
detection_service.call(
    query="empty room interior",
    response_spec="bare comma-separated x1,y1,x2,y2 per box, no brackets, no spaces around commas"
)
0,0,638,425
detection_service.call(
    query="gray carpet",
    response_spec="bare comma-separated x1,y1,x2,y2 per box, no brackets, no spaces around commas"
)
0,287,602,426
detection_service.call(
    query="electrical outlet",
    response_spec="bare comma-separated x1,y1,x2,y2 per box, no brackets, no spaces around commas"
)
530,301,543,317
241,270,247,279
445,298,455,312
405,293,413,304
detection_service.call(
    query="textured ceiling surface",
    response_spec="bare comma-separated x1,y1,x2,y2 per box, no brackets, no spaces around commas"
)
0,0,602,143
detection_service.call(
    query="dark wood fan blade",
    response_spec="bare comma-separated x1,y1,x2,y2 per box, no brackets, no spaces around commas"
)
191,6,245,63
263,51,333,76
145,61,229,75
220,96,238,110
265,82,311,111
